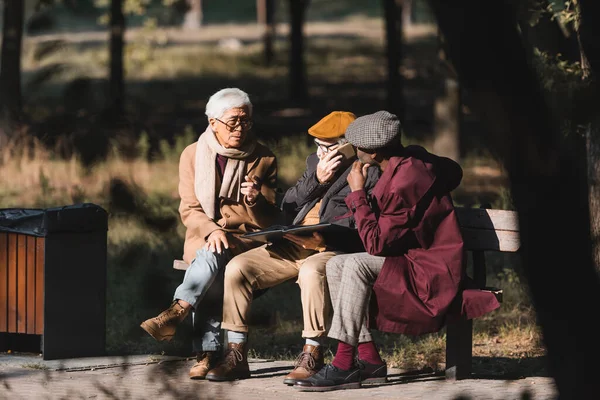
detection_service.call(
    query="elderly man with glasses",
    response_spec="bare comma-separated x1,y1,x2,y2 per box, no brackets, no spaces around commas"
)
140,88,280,380
205,111,380,384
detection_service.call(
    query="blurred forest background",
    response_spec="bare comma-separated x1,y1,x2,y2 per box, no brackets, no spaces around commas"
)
1,0,594,379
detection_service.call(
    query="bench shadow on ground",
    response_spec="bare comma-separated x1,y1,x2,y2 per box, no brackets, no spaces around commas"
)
248,365,294,379
363,355,548,389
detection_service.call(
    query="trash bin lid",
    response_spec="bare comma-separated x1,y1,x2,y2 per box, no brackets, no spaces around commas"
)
0,203,108,237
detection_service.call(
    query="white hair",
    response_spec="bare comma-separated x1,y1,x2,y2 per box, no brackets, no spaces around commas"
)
337,137,348,145
205,88,253,120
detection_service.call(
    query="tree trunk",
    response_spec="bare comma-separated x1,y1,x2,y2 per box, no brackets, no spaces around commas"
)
577,0,600,273
109,0,125,116
586,124,600,272
257,0,276,66
426,0,600,398
289,0,309,105
182,0,202,30
432,77,461,161
0,0,24,124
402,0,412,28
382,0,404,119
433,31,461,162
576,1,600,79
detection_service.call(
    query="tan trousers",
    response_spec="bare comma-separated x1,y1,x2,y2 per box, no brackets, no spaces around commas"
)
221,241,339,338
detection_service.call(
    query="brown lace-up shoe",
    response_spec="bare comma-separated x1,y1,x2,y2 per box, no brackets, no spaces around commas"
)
283,344,324,386
140,300,189,342
205,342,250,381
189,351,218,380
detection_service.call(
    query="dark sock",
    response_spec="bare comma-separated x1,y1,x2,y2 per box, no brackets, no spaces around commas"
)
332,341,356,371
358,341,384,365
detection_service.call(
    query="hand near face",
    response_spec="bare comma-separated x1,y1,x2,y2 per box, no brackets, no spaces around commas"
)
347,161,370,192
316,149,343,184
283,232,326,251
241,175,261,204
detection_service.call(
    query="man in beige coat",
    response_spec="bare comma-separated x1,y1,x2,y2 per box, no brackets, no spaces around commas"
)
140,88,279,379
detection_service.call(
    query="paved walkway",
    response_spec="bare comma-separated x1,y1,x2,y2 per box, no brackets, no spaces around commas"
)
0,354,557,400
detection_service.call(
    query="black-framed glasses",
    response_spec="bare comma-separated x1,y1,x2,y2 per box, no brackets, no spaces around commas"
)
215,118,253,131
314,139,338,153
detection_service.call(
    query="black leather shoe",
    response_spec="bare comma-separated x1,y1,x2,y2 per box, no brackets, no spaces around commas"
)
294,364,361,392
357,359,388,384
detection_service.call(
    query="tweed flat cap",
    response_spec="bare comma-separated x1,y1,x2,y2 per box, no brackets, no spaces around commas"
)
308,111,356,140
344,110,401,150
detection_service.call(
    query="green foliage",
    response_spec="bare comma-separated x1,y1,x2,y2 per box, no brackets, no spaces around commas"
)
493,186,515,210
136,131,151,160
497,267,521,285
157,125,197,161
38,168,55,202
533,48,583,88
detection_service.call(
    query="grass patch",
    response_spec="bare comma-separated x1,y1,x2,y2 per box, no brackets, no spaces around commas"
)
21,363,50,370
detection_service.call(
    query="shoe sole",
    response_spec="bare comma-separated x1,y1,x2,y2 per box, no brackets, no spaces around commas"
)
294,382,361,392
189,376,207,380
140,322,173,342
206,372,251,382
361,377,388,385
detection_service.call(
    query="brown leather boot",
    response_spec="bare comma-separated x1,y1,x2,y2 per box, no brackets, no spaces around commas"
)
140,300,189,342
205,342,250,381
283,344,324,385
189,351,218,380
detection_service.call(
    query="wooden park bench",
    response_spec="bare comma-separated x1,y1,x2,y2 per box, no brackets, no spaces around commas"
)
446,206,519,380
172,206,520,381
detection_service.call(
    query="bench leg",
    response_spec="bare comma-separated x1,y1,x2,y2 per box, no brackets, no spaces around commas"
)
445,318,473,380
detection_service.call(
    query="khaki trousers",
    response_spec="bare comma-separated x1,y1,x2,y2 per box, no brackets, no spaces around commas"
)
221,241,339,338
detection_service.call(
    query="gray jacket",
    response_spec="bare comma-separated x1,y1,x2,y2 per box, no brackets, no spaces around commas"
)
281,153,380,252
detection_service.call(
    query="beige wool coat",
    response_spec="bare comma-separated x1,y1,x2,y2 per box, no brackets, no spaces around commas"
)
178,141,280,264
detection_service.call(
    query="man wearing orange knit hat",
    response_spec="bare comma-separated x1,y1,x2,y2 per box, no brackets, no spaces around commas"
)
206,111,380,385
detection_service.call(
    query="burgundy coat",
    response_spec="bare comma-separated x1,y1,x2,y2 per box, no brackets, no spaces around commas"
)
345,146,500,335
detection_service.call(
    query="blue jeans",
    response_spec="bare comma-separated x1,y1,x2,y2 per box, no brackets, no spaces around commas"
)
173,248,232,353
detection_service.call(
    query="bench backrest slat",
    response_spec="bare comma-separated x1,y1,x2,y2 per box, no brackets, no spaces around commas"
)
460,227,520,252
455,207,520,252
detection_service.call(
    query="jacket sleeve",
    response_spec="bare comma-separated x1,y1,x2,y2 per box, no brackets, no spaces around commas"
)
281,154,330,213
245,156,281,228
345,166,435,256
178,145,222,240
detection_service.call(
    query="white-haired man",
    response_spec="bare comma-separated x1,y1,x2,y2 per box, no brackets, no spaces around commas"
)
140,88,280,379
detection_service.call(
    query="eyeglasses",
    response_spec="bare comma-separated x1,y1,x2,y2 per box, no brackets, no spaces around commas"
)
215,118,253,131
314,139,338,154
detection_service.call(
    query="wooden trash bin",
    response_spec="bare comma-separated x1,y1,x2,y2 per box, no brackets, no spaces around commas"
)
0,203,108,360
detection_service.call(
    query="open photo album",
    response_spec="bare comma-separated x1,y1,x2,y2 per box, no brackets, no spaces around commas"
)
241,223,354,243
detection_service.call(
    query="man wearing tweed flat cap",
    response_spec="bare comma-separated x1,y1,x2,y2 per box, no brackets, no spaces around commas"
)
343,110,402,151
296,111,501,392
209,111,380,384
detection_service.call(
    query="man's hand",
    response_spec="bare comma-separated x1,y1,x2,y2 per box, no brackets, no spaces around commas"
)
241,175,261,204
283,232,326,250
316,150,343,184
205,230,233,254
347,161,370,192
